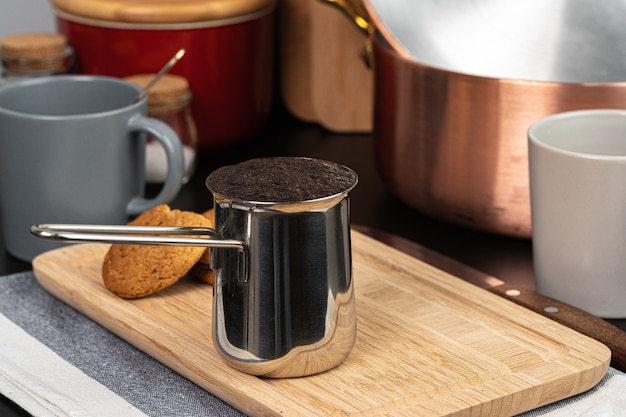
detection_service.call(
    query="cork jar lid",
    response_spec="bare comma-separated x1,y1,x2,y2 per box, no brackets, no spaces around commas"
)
1,32,68,60
125,74,191,113
51,0,275,24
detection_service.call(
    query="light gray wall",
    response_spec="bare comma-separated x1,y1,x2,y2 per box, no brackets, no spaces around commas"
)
1,0,56,39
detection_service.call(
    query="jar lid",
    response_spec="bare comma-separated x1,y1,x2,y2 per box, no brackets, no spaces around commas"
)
51,0,275,24
125,74,190,102
0,32,68,60
125,74,192,112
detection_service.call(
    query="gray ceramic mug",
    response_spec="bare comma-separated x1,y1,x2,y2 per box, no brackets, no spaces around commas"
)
0,75,185,262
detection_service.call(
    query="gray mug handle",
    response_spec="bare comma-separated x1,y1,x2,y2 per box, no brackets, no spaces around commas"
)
126,114,185,215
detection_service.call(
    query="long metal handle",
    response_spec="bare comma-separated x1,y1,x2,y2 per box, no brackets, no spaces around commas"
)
31,223,245,250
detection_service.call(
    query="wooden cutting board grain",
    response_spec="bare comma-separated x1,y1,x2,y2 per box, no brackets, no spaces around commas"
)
32,231,610,416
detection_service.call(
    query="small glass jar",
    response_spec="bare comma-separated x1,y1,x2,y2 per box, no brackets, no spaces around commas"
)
0,32,73,85
125,74,197,184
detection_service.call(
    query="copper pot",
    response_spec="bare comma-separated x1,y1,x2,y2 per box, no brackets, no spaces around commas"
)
325,0,626,237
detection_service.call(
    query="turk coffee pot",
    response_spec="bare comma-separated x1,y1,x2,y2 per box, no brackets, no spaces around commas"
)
32,157,358,377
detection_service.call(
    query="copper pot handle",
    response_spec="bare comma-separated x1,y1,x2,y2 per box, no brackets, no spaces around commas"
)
320,0,373,36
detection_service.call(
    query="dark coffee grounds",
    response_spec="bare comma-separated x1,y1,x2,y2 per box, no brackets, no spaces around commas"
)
206,157,358,202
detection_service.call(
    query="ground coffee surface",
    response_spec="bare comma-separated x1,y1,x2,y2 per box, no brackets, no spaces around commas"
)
206,157,358,202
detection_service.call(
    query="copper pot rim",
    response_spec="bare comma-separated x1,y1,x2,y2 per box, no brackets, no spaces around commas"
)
362,0,626,86
372,34,626,88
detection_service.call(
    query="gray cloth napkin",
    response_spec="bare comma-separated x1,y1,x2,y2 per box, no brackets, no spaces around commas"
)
1,271,625,417
0,272,244,417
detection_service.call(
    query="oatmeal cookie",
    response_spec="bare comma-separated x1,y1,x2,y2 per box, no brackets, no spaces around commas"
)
102,204,211,298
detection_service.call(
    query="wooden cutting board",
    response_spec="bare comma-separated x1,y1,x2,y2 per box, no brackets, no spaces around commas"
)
32,231,610,416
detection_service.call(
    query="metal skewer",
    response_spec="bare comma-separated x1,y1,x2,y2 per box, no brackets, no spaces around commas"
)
131,48,186,104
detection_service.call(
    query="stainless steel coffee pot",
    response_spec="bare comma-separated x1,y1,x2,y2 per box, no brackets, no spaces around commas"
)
32,157,358,377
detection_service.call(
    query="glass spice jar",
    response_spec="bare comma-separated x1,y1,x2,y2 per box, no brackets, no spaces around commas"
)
0,32,74,85
125,74,198,184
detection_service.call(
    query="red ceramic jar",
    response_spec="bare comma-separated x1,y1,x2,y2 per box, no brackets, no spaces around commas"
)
51,0,276,151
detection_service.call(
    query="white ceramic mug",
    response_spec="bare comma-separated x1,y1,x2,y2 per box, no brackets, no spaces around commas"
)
528,109,626,318
0,75,185,262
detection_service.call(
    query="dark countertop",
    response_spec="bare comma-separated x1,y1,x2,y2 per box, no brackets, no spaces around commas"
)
1,104,624,416
0,104,545,288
